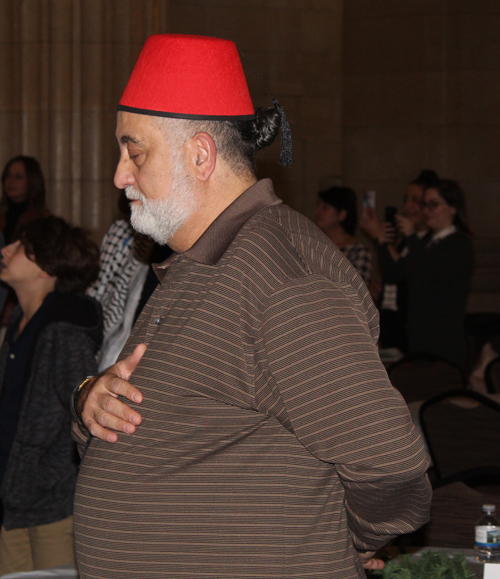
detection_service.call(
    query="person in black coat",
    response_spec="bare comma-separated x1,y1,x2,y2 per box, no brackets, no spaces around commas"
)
379,179,474,370
362,170,439,351
0,216,102,575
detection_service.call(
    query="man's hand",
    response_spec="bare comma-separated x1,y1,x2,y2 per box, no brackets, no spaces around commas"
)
359,551,385,571
77,343,147,443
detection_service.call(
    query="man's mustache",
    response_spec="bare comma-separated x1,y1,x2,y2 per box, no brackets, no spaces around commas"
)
125,186,144,202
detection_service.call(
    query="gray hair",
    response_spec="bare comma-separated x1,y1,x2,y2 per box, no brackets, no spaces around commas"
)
153,107,281,178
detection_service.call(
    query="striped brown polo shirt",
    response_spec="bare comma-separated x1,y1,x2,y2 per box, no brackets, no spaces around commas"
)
74,179,431,578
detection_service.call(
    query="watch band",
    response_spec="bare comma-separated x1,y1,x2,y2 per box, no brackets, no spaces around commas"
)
78,376,94,392
71,375,94,422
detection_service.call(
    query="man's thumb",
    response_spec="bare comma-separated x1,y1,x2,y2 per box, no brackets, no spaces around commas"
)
118,343,147,380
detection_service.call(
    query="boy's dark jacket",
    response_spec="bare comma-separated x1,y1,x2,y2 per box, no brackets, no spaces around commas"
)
0,293,102,530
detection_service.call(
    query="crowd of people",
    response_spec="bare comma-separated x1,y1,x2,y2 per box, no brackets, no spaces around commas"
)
0,32,492,579
316,171,476,372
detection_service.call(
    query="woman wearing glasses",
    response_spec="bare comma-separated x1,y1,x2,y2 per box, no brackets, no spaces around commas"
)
379,179,474,370
362,170,438,352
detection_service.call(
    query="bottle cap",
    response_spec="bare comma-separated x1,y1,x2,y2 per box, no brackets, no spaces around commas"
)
483,504,496,513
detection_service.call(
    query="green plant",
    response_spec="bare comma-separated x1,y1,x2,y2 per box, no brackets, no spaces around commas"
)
370,550,475,579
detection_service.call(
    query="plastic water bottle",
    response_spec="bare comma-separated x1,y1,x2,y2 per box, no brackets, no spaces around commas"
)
475,504,500,561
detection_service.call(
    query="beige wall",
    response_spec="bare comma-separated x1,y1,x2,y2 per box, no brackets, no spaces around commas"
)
343,0,500,311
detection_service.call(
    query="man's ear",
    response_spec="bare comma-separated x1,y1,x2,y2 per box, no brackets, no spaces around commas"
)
185,132,217,183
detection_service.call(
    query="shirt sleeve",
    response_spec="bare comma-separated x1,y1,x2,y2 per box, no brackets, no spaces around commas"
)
260,274,431,550
51,325,97,455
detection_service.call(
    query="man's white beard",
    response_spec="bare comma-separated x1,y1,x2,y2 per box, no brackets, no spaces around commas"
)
125,157,196,245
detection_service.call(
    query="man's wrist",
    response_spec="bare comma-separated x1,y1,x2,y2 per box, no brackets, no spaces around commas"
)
71,376,94,422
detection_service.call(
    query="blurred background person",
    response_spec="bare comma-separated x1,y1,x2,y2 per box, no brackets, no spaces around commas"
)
0,157,50,327
362,170,439,351
0,156,49,245
378,179,474,370
0,216,102,575
315,185,372,286
87,191,172,372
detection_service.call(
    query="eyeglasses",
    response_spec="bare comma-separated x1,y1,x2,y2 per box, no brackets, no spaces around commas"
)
420,200,446,210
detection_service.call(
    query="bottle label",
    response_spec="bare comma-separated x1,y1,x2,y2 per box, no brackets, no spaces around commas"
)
475,525,500,547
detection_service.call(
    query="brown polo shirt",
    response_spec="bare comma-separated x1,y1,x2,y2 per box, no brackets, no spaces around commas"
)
74,179,431,579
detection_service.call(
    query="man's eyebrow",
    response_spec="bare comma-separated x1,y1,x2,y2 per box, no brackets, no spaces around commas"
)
119,135,143,145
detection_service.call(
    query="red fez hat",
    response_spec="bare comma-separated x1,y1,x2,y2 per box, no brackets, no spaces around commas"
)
118,34,255,121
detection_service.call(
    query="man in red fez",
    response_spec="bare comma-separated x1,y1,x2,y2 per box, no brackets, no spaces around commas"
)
72,35,431,579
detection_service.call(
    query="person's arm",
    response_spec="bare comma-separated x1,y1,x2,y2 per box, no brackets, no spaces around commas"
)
378,242,405,283
54,330,98,414
260,275,432,552
48,323,98,455
431,233,474,292
379,228,427,285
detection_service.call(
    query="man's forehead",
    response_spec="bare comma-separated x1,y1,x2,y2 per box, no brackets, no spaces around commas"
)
116,111,158,143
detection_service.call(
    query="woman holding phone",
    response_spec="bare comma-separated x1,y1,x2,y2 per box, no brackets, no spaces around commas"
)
379,179,474,369
362,170,439,351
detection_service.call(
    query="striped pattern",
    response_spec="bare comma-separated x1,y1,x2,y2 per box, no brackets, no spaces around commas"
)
74,180,431,578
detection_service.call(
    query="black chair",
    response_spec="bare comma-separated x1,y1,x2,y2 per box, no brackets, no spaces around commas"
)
485,356,500,394
419,390,500,482
387,353,465,404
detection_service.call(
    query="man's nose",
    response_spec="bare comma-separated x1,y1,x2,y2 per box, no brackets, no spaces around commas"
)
114,157,135,190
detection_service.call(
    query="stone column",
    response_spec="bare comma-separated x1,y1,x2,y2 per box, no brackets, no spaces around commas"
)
0,0,169,240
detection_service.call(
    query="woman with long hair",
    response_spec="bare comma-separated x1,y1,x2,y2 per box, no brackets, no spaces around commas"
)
0,156,49,244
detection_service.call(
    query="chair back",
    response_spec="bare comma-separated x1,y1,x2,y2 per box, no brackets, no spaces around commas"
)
419,390,500,481
485,356,500,394
387,353,465,403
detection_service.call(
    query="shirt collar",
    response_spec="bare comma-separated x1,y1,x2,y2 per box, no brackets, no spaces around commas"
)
153,178,282,280
431,224,457,243
183,178,282,265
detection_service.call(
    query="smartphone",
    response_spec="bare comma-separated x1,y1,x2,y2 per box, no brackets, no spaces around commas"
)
363,190,376,220
384,206,398,228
